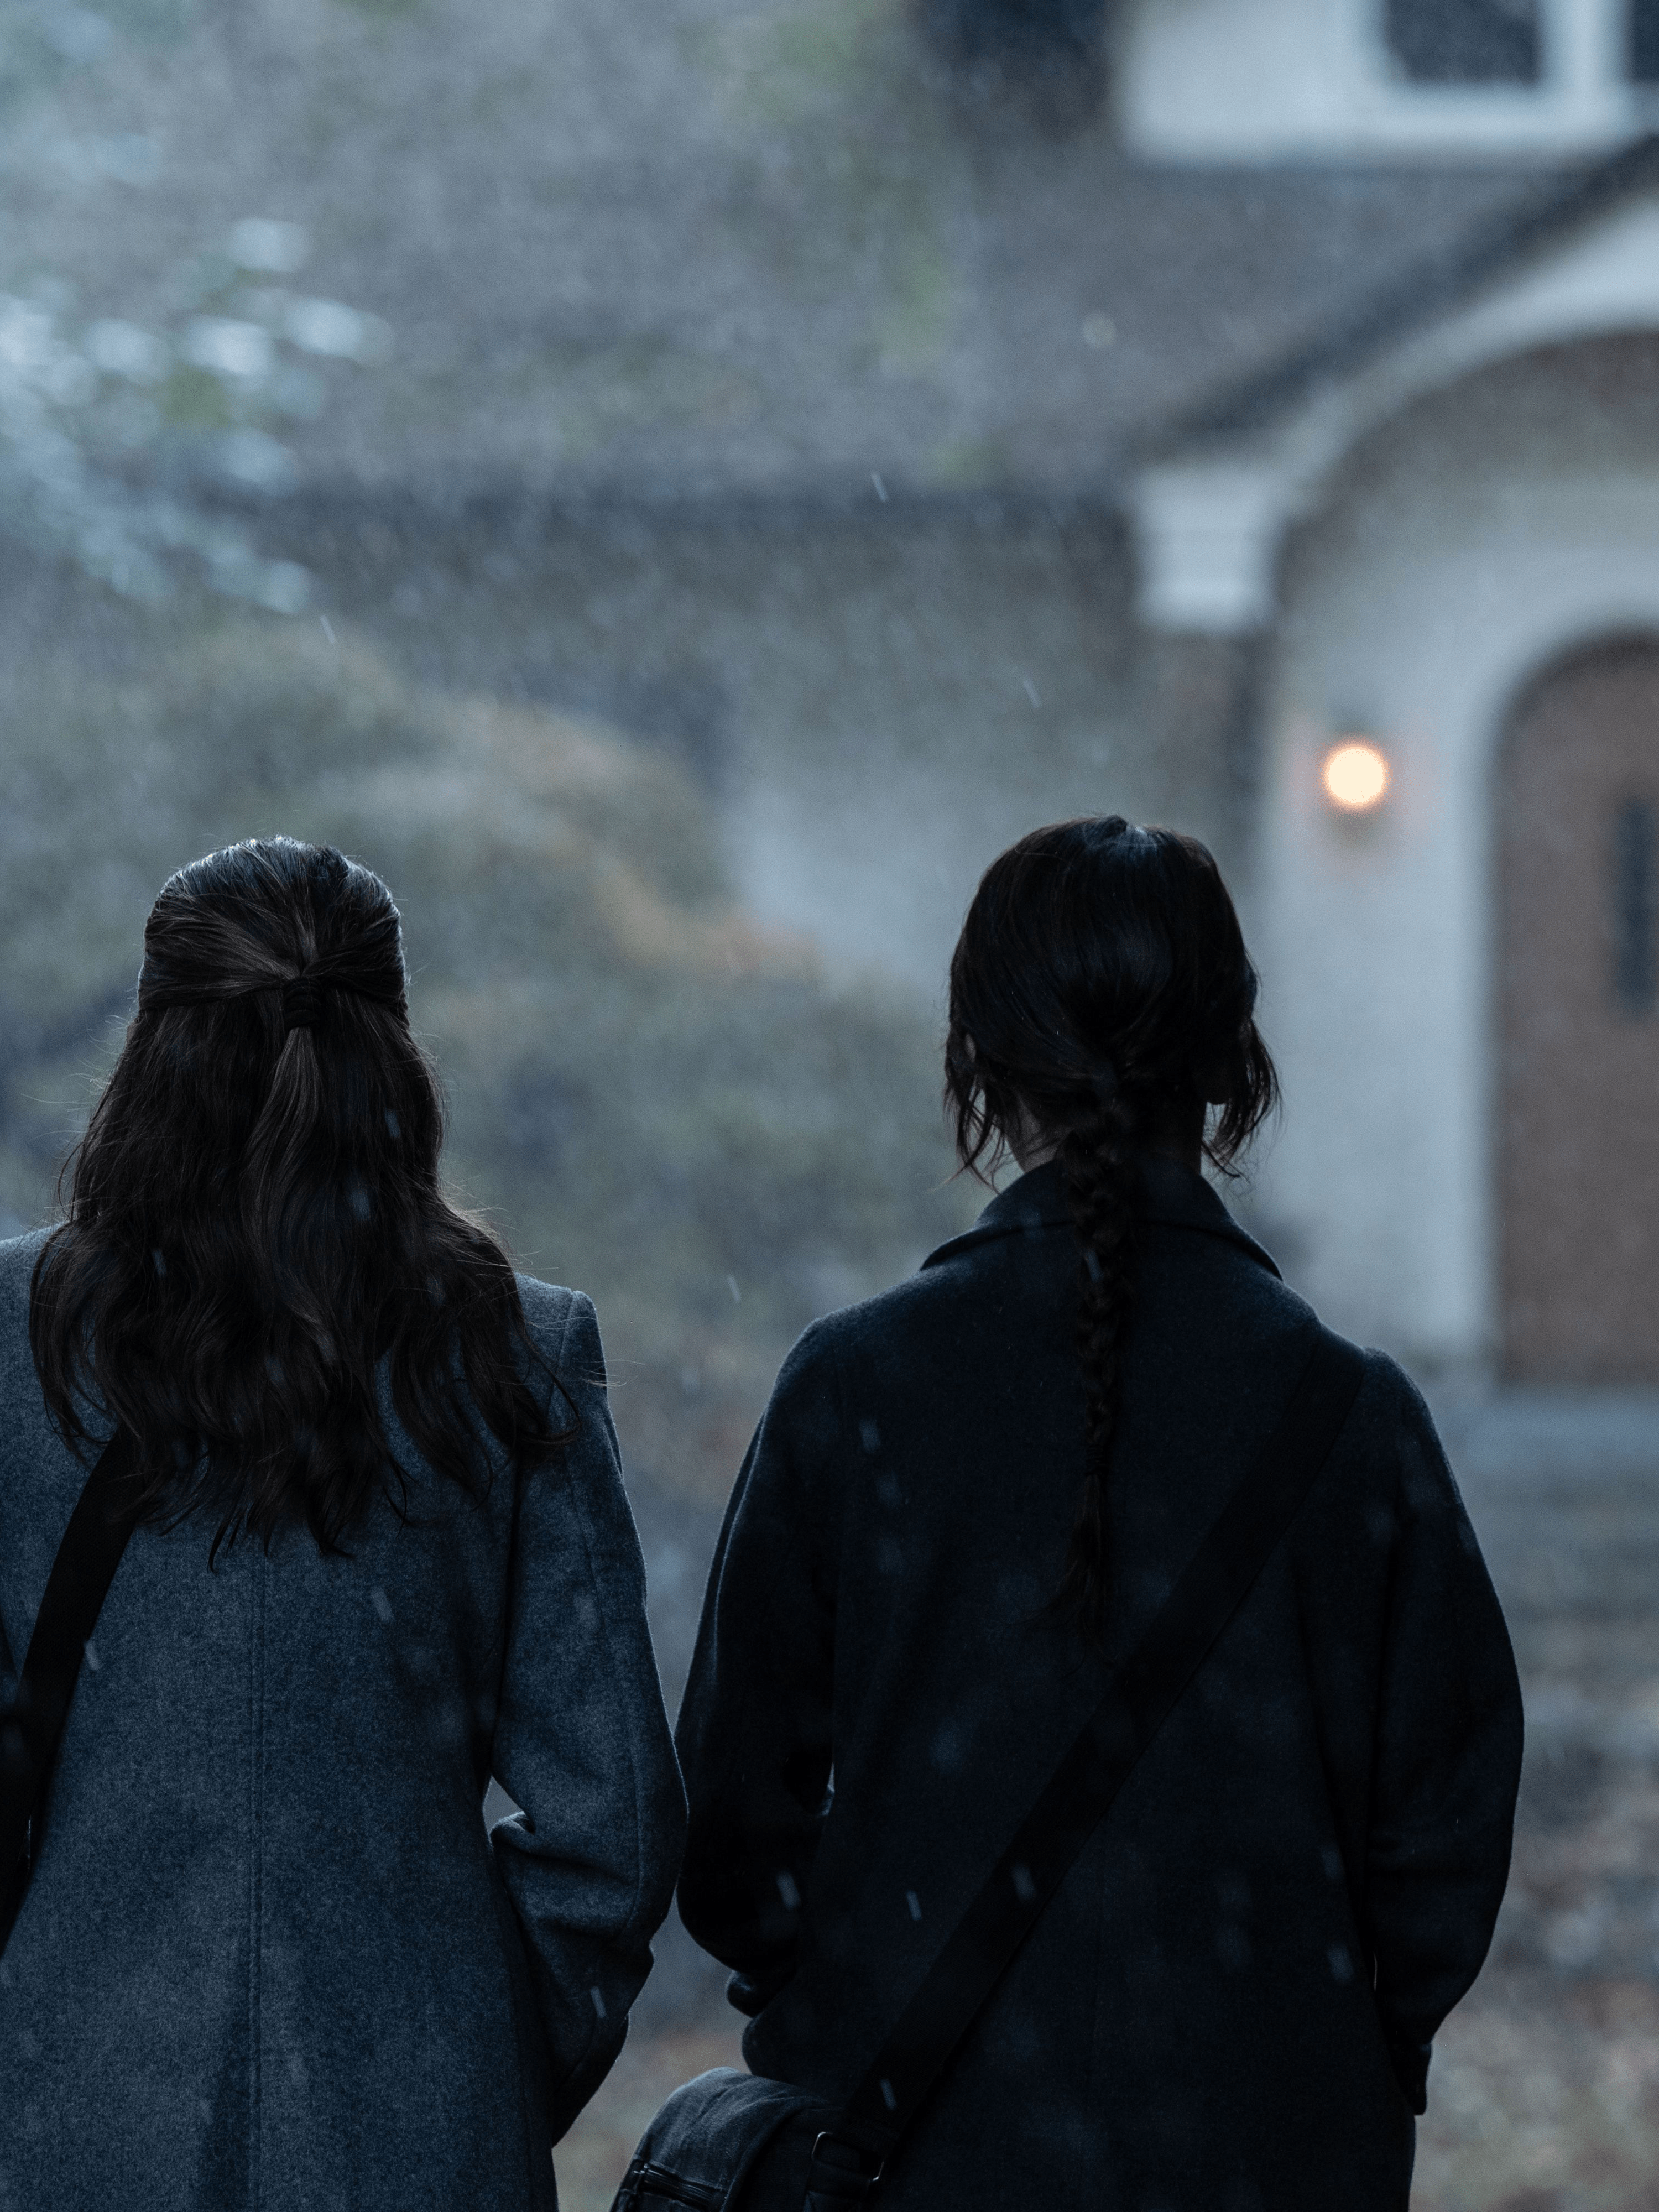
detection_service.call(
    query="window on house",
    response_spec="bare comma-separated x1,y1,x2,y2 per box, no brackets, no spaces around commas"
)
1385,0,1541,84
1611,799,1657,1014
1632,0,1659,84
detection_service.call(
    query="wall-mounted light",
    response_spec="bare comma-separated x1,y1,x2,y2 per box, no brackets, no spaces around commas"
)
1321,739,1390,814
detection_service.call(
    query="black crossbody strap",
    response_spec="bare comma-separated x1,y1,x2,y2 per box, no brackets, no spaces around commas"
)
0,1427,140,1956
826,1328,1367,2173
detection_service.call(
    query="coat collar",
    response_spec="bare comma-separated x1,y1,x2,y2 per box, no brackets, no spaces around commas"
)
921,1154,1281,1279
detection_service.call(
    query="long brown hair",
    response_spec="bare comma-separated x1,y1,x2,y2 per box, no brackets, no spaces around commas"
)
31,837,566,1556
943,817,1277,1632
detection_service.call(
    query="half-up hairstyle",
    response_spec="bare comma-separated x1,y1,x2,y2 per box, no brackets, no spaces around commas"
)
943,817,1277,1635
32,837,568,1556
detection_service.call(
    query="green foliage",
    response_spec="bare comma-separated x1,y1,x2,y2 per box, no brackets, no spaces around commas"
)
97,0,204,44
158,362,237,430
0,614,972,1495
1,197,384,604
0,0,204,114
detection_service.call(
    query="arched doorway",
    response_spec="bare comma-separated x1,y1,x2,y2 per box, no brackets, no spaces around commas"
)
1499,639,1659,1383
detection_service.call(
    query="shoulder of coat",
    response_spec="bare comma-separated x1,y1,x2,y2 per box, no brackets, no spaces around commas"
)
776,1266,956,1396
0,1226,49,1329
513,1272,581,1344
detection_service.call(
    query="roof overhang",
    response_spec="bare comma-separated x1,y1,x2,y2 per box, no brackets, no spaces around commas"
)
1130,135,1659,632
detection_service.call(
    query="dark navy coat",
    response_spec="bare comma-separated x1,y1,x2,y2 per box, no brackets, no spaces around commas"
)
676,1159,1524,2212
0,1234,685,2212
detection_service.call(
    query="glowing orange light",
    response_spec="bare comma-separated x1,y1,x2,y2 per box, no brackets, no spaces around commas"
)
1322,740,1390,813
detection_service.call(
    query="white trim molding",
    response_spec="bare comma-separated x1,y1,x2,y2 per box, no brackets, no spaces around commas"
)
1130,185,1659,637
1127,461,1306,634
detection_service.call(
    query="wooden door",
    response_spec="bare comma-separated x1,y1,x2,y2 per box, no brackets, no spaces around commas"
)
1499,641,1659,1382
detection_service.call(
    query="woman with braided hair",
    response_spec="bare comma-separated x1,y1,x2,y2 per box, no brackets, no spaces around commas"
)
0,838,684,2212
942,815,1281,1635
676,817,1522,2210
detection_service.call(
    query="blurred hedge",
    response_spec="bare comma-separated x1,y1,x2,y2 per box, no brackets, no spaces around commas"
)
0,613,974,1501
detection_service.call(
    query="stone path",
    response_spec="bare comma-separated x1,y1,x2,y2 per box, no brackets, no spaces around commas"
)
1416,1391,1659,2210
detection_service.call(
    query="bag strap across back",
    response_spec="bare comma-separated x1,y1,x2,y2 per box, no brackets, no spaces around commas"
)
0,1426,140,1957
812,1328,1367,2193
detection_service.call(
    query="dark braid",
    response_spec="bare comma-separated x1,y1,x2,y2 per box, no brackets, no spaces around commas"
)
943,816,1279,1642
1054,1093,1140,1623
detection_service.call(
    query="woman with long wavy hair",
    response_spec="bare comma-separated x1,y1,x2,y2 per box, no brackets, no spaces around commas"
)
675,817,1522,2210
0,837,684,2212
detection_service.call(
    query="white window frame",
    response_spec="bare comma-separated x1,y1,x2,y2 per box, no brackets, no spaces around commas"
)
1354,0,1652,147
1118,0,1659,162
1377,0,1549,92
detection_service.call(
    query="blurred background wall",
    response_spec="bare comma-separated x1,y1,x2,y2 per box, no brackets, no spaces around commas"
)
13,0,1659,1380
9,1,1659,2203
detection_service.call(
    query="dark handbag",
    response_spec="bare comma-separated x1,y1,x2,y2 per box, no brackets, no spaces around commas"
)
611,1329,1366,2212
0,1427,140,1958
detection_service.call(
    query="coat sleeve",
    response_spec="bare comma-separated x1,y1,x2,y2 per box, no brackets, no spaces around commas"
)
674,1322,842,2016
488,1291,687,2141
1361,1368,1525,2113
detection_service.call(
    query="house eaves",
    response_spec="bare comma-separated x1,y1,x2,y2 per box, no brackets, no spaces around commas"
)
1148,131,1659,460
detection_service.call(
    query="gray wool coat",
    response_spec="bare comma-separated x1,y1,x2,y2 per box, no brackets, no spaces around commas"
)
0,1233,685,2212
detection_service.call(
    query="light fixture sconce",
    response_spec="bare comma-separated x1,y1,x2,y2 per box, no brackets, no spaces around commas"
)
1321,738,1390,815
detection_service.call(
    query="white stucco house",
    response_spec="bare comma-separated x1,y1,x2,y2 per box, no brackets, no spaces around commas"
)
1117,0,1659,1384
